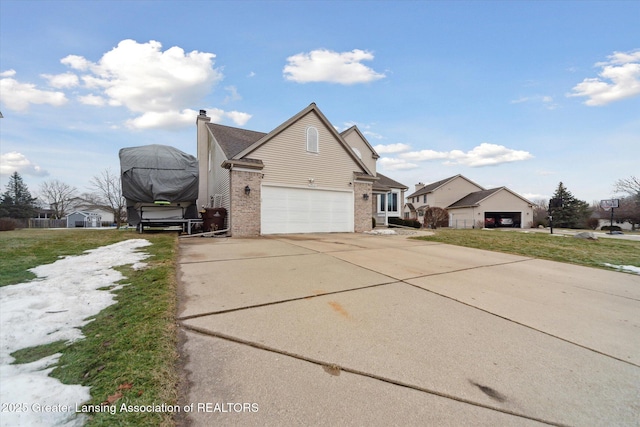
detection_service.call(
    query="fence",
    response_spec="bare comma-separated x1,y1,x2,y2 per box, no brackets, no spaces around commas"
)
450,219,477,229
28,219,67,228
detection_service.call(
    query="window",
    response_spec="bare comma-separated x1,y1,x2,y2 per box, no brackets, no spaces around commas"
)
423,194,427,203
306,127,319,153
378,194,386,213
387,192,398,212
379,192,399,213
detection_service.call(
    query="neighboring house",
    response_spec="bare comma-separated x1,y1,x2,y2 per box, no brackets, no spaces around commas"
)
405,174,534,228
197,103,407,236
66,211,102,228
405,175,484,220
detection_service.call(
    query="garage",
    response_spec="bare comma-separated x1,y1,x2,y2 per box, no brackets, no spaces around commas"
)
484,212,522,228
261,186,354,234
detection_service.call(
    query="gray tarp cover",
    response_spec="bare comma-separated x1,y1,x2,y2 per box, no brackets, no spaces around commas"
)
120,144,198,203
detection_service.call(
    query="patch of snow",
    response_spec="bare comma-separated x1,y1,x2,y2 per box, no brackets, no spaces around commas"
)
603,263,640,275
0,239,151,427
364,229,397,235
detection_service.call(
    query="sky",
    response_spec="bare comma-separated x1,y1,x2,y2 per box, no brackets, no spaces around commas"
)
0,239,151,427
1,0,638,206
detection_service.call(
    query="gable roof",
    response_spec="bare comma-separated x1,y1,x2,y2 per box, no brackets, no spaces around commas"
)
373,172,409,192
340,126,380,159
447,187,535,209
407,174,485,198
447,188,503,208
207,123,266,159
210,103,374,177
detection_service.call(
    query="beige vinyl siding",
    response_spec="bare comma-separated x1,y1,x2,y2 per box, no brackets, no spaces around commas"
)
209,136,231,214
480,189,532,212
341,131,376,175
250,111,361,190
432,177,484,208
448,189,534,229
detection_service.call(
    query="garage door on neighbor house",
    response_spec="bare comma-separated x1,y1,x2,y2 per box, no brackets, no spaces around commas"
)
261,185,354,234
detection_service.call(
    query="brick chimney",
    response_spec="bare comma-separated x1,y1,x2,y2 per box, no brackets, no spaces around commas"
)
415,182,426,192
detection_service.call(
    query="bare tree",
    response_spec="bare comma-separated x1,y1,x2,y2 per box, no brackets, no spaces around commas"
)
423,207,448,229
614,176,640,198
88,168,126,228
532,199,549,227
39,180,77,219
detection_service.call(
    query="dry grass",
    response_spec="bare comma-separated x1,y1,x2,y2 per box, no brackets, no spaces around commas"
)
414,229,640,272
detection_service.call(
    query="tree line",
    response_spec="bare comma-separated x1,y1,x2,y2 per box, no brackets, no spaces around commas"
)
0,170,127,228
532,178,640,230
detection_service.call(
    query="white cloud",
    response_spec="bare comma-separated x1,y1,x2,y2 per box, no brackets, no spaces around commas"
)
0,70,17,77
226,110,252,126
41,72,79,88
60,54,91,71
373,143,411,154
400,149,451,161
0,152,49,176
78,94,106,106
124,109,199,130
0,74,68,112
67,39,221,113
569,49,640,106
400,143,533,167
283,49,386,84
378,157,419,171
57,39,251,129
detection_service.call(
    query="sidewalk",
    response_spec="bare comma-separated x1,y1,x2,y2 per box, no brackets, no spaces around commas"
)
176,233,640,426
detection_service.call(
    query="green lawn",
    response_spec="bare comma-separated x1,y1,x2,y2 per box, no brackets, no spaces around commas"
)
1,228,179,426
413,228,640,272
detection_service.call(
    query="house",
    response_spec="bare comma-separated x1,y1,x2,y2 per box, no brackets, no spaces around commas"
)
196,103,408,236
405,174,534,228
405,175,484,221
66,211,103,228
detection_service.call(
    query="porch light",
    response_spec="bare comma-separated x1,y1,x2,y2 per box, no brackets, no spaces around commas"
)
244,185,251,195
363,193,369,200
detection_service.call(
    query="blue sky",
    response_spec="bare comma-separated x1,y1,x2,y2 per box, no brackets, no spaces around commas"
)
1,0,638,205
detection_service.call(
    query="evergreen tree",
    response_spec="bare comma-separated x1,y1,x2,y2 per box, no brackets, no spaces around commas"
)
549,182,590,228
0,172,38,218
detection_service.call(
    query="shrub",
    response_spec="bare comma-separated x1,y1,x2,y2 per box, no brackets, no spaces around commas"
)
423,207,449,229
388,217,421,228
586,217,600,230
0,218,18,231
388,217,402,226
601,225,622,232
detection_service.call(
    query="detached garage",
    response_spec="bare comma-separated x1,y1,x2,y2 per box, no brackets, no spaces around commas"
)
447,187,534,229
261,186,354,234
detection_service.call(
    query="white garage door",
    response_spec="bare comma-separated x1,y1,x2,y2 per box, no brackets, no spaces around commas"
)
261,186,354,234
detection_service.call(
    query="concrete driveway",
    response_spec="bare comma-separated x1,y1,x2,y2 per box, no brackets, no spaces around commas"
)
176,232,640,426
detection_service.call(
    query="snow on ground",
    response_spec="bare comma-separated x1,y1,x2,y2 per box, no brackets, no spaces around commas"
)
603,263,640,275
0,239,151,427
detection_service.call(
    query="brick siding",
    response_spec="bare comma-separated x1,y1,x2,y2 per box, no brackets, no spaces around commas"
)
229,170,262,237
